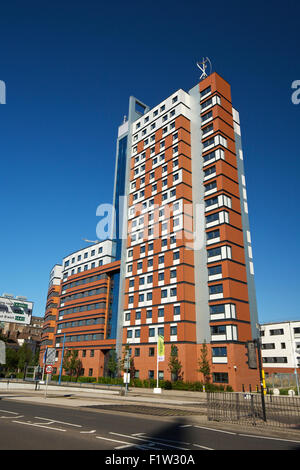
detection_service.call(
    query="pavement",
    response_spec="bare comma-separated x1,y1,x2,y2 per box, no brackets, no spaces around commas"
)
1,379,300,442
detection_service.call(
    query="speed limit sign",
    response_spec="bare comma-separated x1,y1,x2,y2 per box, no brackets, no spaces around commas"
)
45,365,53,374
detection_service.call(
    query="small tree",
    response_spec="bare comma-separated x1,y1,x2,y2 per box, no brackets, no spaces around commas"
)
198,340,211,383
17,343,33,372
106,348,118,378
168,345,183,382
120,345,135,379
62,350,82,381
5,347,18,372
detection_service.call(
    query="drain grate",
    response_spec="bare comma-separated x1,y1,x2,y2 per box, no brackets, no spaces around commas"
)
85,404,204,416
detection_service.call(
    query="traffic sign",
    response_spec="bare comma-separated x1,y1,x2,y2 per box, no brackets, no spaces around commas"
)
45,348,56,365
0,341,5,364
45,365,53,374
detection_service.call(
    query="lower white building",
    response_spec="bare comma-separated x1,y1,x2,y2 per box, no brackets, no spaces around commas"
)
260,321,300,371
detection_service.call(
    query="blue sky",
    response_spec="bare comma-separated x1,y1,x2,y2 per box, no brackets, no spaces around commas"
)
0,0,299,323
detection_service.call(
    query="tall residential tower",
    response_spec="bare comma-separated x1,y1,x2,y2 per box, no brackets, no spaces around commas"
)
114,72,259,390
41,70,260,391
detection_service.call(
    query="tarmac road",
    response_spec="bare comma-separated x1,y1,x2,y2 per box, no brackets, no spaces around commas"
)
1,394,300,452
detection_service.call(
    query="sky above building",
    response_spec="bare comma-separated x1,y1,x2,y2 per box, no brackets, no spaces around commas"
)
0,0,299,323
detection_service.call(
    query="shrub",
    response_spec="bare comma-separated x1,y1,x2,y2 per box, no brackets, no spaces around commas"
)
78,376,96,383
163,380,172,390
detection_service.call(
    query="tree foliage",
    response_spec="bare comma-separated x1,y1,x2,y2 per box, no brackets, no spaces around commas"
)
62,350,82,380
197,340,211,383
168,345,183,382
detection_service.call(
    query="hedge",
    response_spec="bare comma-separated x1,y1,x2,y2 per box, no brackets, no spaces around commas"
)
49,375,233,392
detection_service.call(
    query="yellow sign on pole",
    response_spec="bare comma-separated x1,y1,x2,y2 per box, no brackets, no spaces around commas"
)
158,335,165,362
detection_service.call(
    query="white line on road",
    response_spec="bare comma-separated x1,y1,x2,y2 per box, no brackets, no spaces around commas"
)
140,434,191,445
35,416,82,427
238,433,300,444
109,432,189,451
115,444,135,449
0,410,20,414
12,420,66,432
96,436,134,446
80,430,96,434
193,443,213,450
194,425,236,435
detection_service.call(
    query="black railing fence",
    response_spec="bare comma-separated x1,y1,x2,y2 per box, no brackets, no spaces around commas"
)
207,392,300,429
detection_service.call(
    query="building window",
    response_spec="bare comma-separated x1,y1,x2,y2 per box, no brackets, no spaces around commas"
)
174,305,180,316
208,265,222,276
161,289,167,298
135,348,140,357
148,370,154,379
212,372,228,384
208,284,223,294
135,311,141,320
90,350,94,357
149,347,155,357
88,368,93,376
149,328,155,337
158,327,164,337
200,86,211,98
270,329,284,336
211,325,226,335
146,309,152,319
158,307,164,317
170,325,177,336
212,347,227,357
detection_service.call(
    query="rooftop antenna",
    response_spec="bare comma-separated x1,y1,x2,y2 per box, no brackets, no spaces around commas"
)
196,57,212,80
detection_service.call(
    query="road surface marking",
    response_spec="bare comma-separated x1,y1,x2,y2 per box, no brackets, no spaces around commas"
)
109,432,189,450
179,424,192,428
0,410,24,419
35,416,82,427
12,420,66,432
238,433,300,444
140,434,191,445
80,430,96,434
96,436,134,446
0,410,20,414
194,425,236,435
193,443,213,450
115,444,135,449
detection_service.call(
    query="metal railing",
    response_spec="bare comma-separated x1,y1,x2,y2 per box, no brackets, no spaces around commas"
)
207,392,300,429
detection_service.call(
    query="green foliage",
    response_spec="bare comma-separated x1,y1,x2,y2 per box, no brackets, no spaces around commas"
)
168,345,183,382
62,350,82,381
106,349,119,378
197,340,211,383
5,347,18,370
17,343,33,371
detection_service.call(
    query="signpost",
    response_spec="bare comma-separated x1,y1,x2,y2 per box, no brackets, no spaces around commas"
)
154,335,164,394
44,365,53,398
0,340,5,378
124,350,130,395
43,348,55,396
0,340,5,365
45,348,56,365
